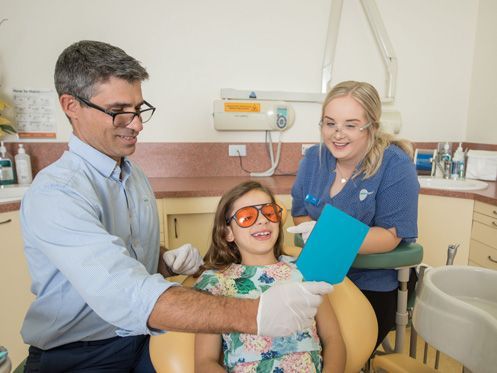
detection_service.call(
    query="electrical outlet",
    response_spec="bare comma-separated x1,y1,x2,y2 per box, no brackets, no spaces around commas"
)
301,144,315,155
229,144,246,157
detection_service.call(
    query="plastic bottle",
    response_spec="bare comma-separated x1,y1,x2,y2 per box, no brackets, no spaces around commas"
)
15,144,33,184
441,142,452,178
0,141,16,185
451,142,465,180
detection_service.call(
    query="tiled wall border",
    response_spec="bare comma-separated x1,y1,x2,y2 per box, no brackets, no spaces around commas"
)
3,141,496,178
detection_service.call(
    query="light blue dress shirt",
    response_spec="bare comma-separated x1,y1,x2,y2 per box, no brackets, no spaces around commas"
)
20,135,173,350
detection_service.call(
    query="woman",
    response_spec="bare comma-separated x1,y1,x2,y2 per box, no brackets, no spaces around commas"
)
291,80,420,349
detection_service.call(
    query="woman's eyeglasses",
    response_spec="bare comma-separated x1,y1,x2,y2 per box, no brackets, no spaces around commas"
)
226,203,282,228
76,96,156,128
319,120,371,135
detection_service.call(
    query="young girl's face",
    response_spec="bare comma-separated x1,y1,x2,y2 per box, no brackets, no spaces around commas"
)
225,189,280,266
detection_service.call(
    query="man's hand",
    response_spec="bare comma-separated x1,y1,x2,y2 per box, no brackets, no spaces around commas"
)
256,281,333,337
287,220,317,244
162,243,203,276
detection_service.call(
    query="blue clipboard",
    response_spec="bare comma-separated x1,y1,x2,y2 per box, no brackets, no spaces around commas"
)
296,204,370,284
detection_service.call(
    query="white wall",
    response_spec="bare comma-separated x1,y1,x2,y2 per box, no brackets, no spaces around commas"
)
466,0,497,143
0,0,482,143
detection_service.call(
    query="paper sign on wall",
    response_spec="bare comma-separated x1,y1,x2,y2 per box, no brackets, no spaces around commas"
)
13,89,57,138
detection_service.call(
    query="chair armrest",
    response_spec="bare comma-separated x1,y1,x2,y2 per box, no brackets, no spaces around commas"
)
352,243,423,269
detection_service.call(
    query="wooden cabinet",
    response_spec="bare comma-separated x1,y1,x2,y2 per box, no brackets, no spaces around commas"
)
156,199,165,246
469,201,497,269
417,194,474,266
0,210,34,367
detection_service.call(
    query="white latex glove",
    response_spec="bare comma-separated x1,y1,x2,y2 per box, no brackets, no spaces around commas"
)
257,281,333,337
286,220,317,244
162,243,203,276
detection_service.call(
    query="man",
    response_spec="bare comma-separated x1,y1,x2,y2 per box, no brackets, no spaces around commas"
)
20,40,332,372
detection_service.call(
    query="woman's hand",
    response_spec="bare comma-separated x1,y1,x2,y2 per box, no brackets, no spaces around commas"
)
287,220,317,244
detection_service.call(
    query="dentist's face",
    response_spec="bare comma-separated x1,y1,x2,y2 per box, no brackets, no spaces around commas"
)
71,77,145,163
321,95,370,165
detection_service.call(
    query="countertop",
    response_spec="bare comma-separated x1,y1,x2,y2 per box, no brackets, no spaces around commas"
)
1,176,496,213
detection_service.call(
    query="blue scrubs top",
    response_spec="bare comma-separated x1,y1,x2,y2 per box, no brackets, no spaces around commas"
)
291,144,420,291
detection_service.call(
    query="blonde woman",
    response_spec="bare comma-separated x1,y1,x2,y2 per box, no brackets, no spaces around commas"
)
291,80,420,349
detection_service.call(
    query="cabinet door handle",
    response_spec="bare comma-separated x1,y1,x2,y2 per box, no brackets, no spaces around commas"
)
492,221,497,227
0,218,12,225
489,256,497,264
174,218,178,239
493,210,497,216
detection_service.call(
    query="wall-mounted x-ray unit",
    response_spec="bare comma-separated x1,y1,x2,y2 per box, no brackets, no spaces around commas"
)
217,0,402,134
213,100,295,131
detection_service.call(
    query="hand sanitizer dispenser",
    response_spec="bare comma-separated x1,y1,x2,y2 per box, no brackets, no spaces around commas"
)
0,141,15,185
451,143,465,180
15,144,32,184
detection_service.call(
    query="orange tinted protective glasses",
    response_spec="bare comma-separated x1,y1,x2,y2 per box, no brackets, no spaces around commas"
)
226,203,283,228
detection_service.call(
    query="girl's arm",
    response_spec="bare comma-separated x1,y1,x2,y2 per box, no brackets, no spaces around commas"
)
316,296,346,373
195,333,225,372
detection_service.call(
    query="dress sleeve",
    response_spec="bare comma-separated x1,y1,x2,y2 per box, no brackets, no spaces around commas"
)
373,153,420,241
194,271,222,295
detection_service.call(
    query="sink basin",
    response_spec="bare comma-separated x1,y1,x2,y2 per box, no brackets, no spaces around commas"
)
0,184,30,203
413,266,497,373
418,176,488,191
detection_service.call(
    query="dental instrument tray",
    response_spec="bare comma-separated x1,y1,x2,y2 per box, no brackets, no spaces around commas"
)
296,204,369,285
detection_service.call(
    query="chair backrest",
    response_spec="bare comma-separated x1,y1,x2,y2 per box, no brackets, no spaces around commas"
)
149,273,377,373
330,277,378,373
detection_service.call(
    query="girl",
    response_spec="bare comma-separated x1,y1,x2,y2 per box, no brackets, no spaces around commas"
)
194,181,346,372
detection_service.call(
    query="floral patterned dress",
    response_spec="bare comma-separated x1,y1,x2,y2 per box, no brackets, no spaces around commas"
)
194,256,322,373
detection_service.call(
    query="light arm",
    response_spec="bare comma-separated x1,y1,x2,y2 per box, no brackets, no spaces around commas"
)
316,296,346,373
148,286,258,334
359,226,401,254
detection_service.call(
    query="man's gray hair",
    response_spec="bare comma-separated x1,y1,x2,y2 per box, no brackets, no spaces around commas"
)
54,40,149,99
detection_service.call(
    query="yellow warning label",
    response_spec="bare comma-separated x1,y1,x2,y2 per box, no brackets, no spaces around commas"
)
224,102,260,113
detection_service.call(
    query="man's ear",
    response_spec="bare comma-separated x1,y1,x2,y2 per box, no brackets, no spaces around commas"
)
225,225,235,243
59,94,79,121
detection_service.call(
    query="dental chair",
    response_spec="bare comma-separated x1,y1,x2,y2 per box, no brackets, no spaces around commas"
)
149,274,378,373
352,243,423,354
149,202,378,373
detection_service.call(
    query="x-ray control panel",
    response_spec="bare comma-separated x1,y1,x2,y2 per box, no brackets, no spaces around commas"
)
213,100,295,131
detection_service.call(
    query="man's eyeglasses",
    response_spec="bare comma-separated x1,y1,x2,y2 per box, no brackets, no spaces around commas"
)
319,120,371,135
226,203,282,228
76,96,156,128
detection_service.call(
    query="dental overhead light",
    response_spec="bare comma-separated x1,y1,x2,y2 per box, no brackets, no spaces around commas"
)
214,0,401,177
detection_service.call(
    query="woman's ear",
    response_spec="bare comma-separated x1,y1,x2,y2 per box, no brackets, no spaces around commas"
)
225,225,235,243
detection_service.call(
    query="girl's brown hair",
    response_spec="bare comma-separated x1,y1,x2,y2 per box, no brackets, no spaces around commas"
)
201,181,284,272
321,80,413,179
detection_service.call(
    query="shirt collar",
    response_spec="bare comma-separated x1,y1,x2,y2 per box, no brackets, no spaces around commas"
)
68,134,132,179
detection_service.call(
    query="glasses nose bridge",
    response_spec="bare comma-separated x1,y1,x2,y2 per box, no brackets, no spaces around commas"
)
253,206,269,225
123,113,144,130
334,125,344,133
